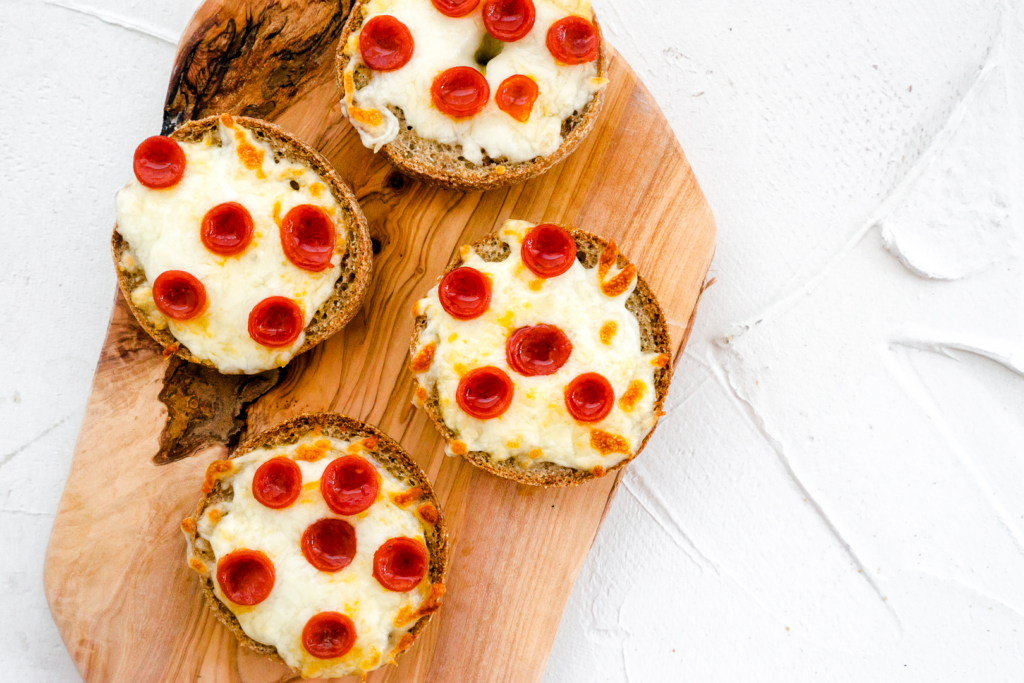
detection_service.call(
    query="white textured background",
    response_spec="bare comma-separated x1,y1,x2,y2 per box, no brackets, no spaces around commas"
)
2,0,1022,680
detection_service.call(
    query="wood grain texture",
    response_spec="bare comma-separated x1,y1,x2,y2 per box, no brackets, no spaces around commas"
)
44,1,716,681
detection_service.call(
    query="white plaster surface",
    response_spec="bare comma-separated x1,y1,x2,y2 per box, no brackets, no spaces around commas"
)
1,0,1022,680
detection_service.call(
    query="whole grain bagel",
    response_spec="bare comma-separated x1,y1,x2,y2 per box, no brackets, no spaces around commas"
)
181,412,448,675
335,0,608,191
410,225,672,486
112,115,372,373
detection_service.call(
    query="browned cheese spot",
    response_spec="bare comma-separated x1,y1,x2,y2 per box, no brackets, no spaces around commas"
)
600,320,617,344
234,130,266,179
410,342,436,373
394,632,417,656
350,105,384,127
417,503,439,525
618,380,646,412
601,263,636,297
295,439,332,461
390,486,423,507
598,240,618,281
394,584,444,629
595,240,636,297
202,460,234,493
272,199,283,227
590,430,631,456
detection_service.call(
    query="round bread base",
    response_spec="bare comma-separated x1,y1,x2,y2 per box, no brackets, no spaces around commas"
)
112,115,373,373
335,0,607,191
182,412,449,673
411,227,672,487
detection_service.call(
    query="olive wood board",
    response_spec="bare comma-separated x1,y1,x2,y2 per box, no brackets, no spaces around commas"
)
43,0,717,681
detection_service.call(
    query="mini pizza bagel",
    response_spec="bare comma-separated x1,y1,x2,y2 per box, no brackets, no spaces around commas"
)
336,0,608,190
113,114,372,374
182,413,447,679
410,220,672,486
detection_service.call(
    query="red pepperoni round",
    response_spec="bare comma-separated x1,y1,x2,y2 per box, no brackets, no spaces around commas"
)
201,202,253,256
506,324,572,376
152,270,207,320
431,0,479,17
495,74,539,123
280,204,336,272
301,518,357,572
359,15,414,71
482,0,535,42
133,136,186,189
216,549,275,606
248,296,304,348
564,372,614,422
457,366,514,419
438,267,491,320
302,612,356,659
252,456,302,509
431,66,490,118
373,537,428,592
521,223,576,278
546,16,599,64
320,455,380,516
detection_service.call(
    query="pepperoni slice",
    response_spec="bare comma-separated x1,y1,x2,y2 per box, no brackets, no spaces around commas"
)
301,518,357,572
457,366,514,419
359,15,414,71
280,204,336,272
252,456,302,509
432,0,479,17
506,324,572,376
431,67,490,118
302,612,356,659
495,74,539,123
438,267,491,319
482,0,535,42
201,202,253,256
133,136,186,189
320,455,380,516
248,296,304,348
152,270,206,320
521,224,576,278
546,16,599,64
564,372,614,422
373,537,428,592
216,549,275,606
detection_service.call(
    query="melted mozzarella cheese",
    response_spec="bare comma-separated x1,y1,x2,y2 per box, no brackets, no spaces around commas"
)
412,220,662,472
341,0,605,165
115,116,347,374
195,436,435,678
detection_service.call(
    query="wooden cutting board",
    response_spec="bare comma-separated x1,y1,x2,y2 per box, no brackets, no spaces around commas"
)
44,1,716,681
